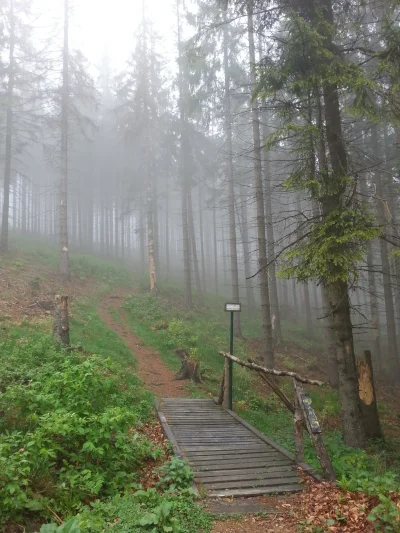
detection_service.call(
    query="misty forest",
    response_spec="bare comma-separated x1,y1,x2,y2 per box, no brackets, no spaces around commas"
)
1,0,400,531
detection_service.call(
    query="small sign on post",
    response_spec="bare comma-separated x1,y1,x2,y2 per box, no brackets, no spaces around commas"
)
224,303,241,410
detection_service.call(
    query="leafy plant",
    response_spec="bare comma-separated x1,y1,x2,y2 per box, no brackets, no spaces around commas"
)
156,458,194,493
38,518,80,533
139,501,181,532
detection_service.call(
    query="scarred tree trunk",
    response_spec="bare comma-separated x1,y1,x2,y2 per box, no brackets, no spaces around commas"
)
247,0,274,367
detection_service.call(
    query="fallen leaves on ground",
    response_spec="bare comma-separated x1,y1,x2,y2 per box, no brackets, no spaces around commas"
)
212,470,400,533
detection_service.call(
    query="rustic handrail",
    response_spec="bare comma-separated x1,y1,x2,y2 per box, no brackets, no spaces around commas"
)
218,351,325,386
217,350,336,482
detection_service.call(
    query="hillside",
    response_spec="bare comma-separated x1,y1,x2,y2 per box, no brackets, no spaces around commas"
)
1,240,400,532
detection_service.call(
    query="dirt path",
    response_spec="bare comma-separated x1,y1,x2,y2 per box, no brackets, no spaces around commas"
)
98,288,187,398
98,289,303,533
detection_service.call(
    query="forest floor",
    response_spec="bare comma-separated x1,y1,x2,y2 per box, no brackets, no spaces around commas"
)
1,242,400,532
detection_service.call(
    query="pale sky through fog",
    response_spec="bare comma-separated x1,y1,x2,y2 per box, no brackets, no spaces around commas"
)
32,0,179,75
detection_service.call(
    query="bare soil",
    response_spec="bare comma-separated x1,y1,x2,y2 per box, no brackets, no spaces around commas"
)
0,256,96,323
98,288,188,398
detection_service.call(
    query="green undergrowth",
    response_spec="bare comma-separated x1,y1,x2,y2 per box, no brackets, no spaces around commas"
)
0,291,211,532
3,235,134,289
123,283,400,531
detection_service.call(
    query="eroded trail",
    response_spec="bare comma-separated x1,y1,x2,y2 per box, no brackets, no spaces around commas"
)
98,288,187,398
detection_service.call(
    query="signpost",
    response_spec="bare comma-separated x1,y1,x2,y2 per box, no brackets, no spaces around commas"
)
224,303,241,410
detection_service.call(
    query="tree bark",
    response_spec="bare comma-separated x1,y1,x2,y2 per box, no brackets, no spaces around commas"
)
0,0,15,254
357,350,383,440
176,0,192,309
53,295,70,346
188,188,203,301
247,0,274,367
60,0,70,280
223,3,241,336
371,126,400,381
238,188,256,313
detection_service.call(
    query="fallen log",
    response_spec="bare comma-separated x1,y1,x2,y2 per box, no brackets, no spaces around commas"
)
218,351,324,386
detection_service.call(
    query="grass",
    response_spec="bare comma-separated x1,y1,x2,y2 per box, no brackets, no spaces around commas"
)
121,282,400,481
0,249,212,533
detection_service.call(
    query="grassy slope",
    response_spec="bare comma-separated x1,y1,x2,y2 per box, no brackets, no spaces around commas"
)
0,240,211,533
122,283,400,484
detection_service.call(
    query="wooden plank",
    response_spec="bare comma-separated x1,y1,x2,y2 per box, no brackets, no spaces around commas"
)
208,485,304,497
201,476,300,490
196,470,298,483
154,398,182,459
181,445,269,452
187,453,282,464
195,465,296,478
192,460,294,472
185,450,278,458
227,408,322,481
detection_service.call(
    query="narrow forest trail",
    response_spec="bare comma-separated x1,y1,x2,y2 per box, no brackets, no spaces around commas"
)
98,289,306,533
98,288,188,398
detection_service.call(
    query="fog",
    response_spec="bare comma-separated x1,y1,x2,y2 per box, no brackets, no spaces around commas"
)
1,0,400,395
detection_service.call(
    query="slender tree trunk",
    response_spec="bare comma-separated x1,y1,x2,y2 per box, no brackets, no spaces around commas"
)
199,185,206,293
263,138,282,342
371,127,400,381
177,0,192,308
239,188,256,313
166,174,170,280
188,188,203,301
59,0,70,279
0,0,15,254
212,179,219,293
247,0,274,366
223,3,241,335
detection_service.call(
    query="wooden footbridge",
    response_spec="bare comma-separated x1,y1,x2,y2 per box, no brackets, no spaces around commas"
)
156,398,304,497
156,352,336,498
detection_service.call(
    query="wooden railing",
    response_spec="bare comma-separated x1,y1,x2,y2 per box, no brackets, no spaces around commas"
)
217,351,336,482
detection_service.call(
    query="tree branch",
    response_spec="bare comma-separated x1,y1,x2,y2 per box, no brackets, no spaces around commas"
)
218,351,325,386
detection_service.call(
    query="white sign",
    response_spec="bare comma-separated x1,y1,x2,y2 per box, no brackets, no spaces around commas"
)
225,303,241,312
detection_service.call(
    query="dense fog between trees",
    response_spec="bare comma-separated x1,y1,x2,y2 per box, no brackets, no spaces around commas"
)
1,0,400,448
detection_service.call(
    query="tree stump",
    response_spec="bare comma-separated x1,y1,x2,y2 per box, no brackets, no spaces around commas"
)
175,349,203,383
53,295,70,346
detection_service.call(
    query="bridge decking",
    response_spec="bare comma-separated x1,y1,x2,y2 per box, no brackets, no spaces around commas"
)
157,398,303,497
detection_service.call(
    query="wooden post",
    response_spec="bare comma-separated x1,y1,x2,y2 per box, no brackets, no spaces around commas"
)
222,357,230,409
357,350,383,440
294,380,336,482
53,295,70,346
293,380,305,463
217,371,225,406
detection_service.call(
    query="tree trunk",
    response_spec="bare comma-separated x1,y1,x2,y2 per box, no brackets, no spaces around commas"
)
0,1,15,254
177,0,192,309
212,177,219,293
188,188,203,301
370,127,400,381
239,187,256,313
53,295,70,346
198,185,206,293
60,0,70,280
247,0,274,367
166,174,170,280
223,4,241,336
357,350,383,440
